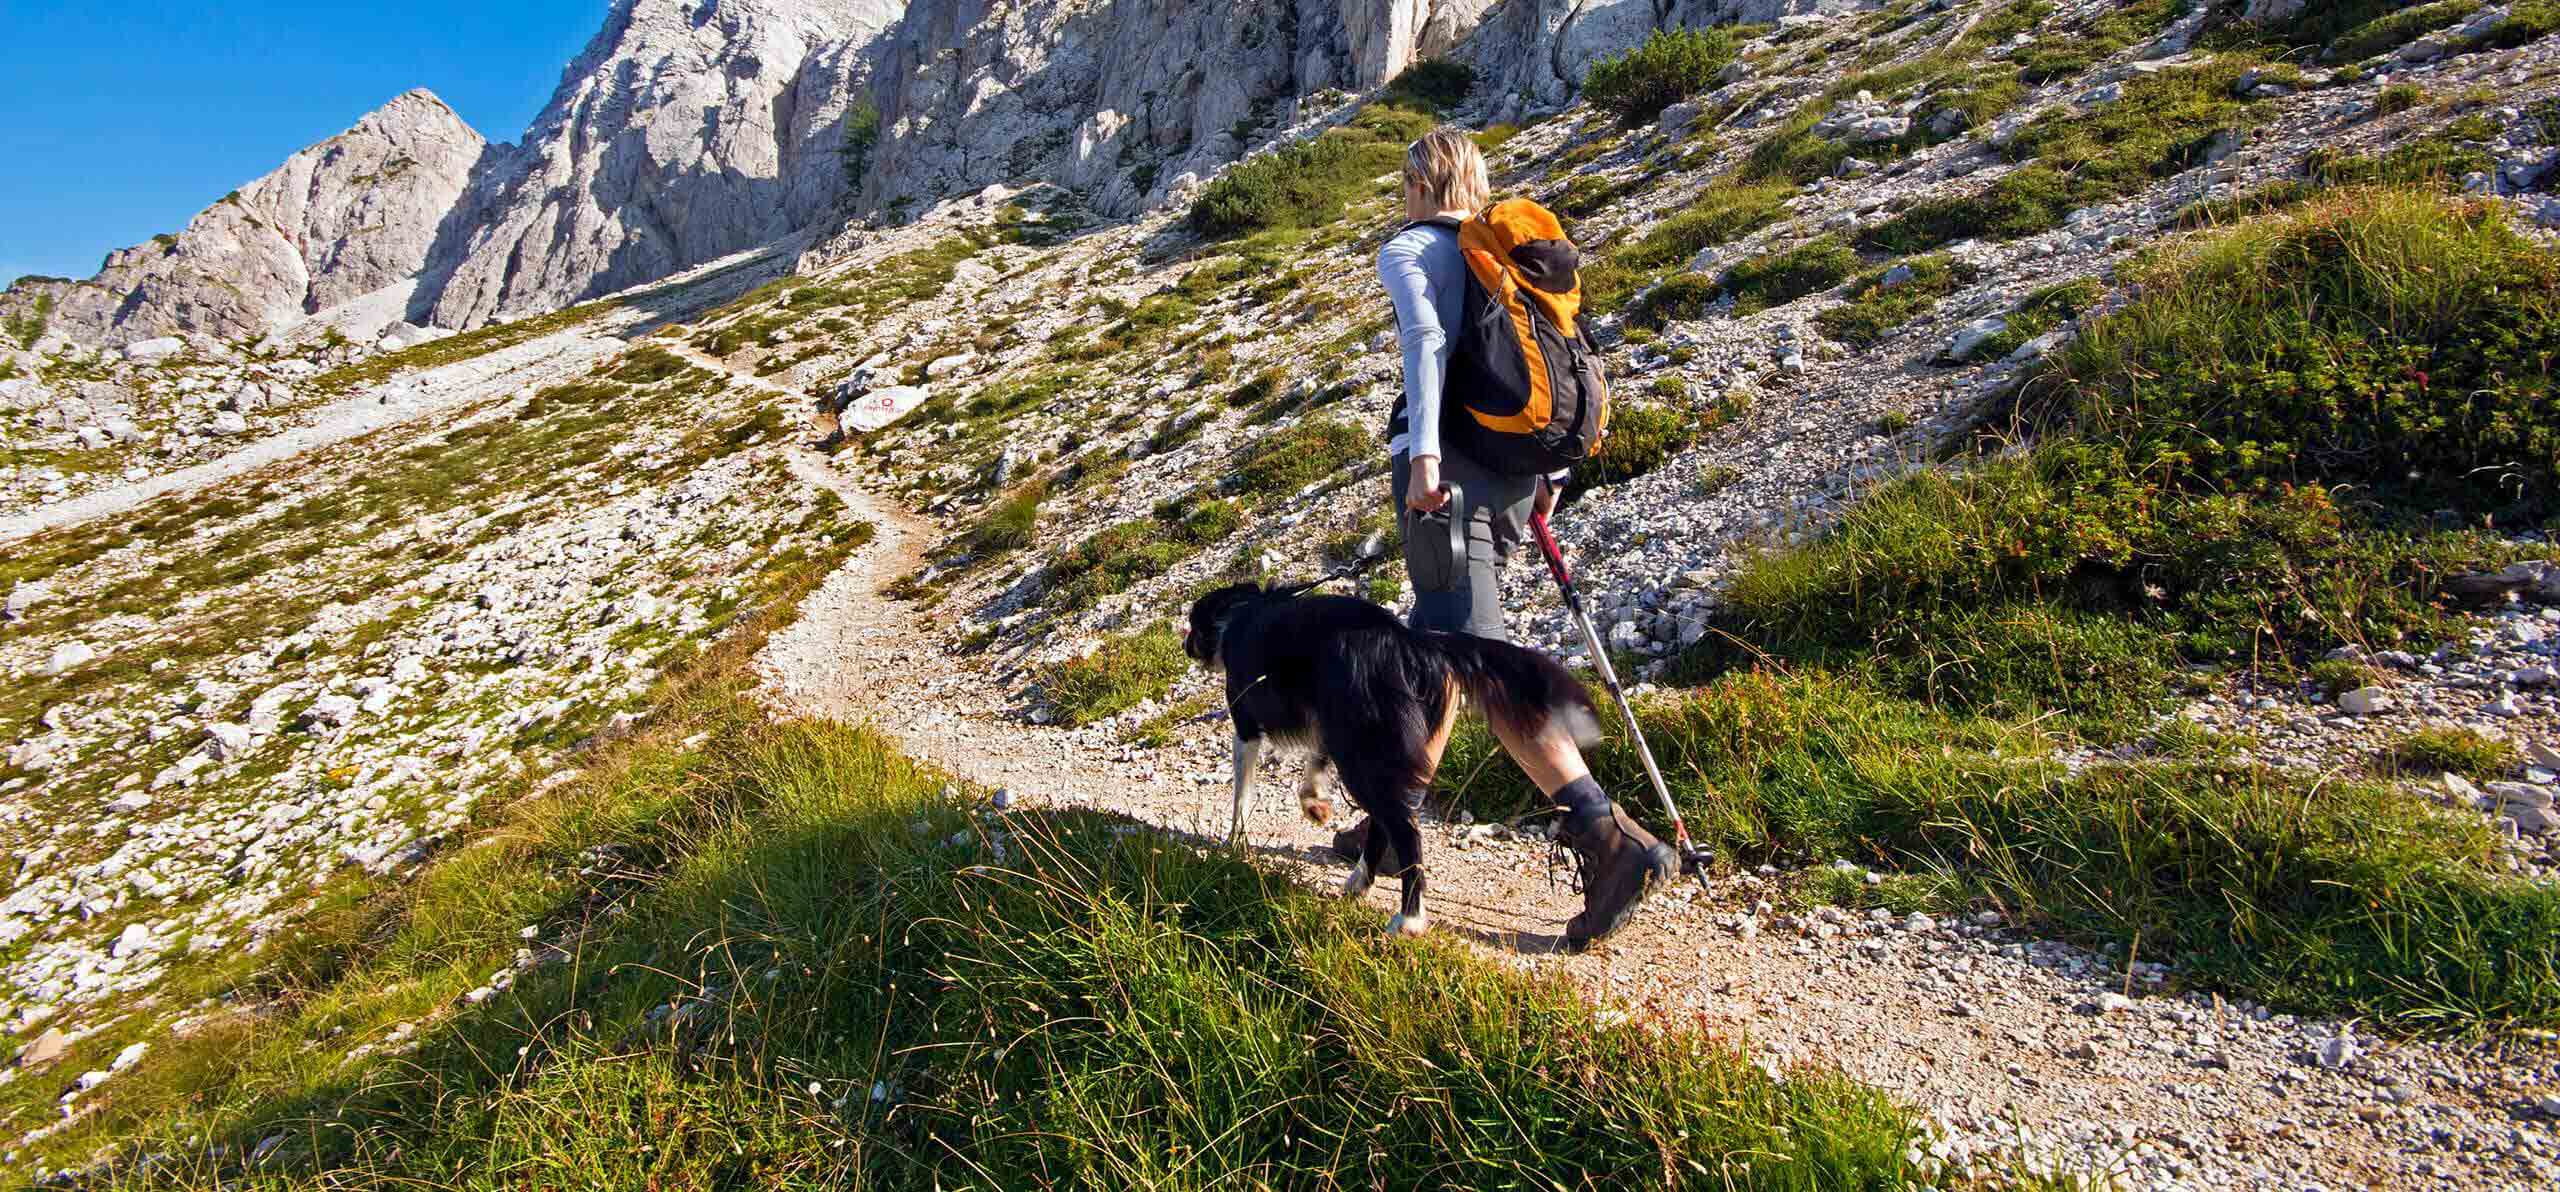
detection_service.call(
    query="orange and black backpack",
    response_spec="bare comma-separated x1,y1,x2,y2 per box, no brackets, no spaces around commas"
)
1410,198,1612,475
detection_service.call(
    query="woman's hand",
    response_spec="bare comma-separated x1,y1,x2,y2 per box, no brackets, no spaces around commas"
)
1406,456,1450,514
1533,475,1563,522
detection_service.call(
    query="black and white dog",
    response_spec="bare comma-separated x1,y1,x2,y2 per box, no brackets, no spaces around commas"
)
1183,584,1601,936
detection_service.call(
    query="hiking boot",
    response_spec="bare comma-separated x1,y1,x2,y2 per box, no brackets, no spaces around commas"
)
1558,803,1678,948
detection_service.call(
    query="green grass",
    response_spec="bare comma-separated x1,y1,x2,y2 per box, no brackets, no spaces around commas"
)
5,290,54,349
2376,82,2429,116
1043,623,1191,725
2013,0,2185,84
1440,670,2560,1032
1583,182,1793,315
1813,254,1983,349
1188,70,1468,242
1964,277,2102,362
1047,521,1199,612
2386,726,2523,783
1559,399,1736,511
2039,189,2560,521
1583,27,1741,125
1861,61,2266,255
29,635,1948,1185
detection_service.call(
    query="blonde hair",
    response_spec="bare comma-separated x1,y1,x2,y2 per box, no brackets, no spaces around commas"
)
1404,128,1490,216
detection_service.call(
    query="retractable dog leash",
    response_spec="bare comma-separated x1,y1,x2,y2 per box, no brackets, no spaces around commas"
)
1530,511,1714,882
1274,482,1465,599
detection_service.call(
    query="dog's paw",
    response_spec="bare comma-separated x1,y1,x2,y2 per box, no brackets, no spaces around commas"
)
1385,911,1429,938
1299,796,1333,826
1339,861,1372,898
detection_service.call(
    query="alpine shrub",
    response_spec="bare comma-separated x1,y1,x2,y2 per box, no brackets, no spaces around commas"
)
1583,28,1740,125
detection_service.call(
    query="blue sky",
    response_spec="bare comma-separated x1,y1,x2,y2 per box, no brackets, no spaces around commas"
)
0,2,606,287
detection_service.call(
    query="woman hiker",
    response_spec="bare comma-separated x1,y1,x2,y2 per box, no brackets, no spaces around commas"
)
1340,126,1678,948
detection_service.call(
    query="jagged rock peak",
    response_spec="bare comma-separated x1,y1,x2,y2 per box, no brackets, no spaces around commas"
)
2,89,490,349
419,0,910,329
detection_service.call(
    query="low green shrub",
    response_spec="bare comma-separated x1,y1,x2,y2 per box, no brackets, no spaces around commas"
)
2376,82,2429,116
2330,1,2482,61
1236,418,1371,498
1383,59,1476,110
1719,236,1864,315
1045,623,1191,725
1582,27,1740,125
1813,254,1982,349
2041,190,2560,520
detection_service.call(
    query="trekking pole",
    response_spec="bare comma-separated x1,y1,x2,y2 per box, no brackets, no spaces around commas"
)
1529,511,1712,883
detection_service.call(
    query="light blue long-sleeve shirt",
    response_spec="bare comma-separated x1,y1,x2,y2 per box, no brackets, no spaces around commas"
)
1377,223,1464,462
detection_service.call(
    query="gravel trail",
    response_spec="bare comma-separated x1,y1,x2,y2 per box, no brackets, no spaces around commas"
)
731,385,2560,1190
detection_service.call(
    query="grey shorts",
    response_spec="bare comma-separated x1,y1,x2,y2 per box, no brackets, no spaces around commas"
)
1391,447,1538,643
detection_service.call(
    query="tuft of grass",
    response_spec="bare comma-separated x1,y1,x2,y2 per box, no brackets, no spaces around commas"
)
1583,27,1741,126
1044,623,1191,725
2387,726,2523,783
2377,82,2429,116
965,479,1047,555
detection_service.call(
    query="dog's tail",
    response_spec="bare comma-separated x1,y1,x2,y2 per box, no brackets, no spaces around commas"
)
1421,634,1605,751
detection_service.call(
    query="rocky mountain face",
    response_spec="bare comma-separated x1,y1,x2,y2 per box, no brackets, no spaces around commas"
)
839,0,1862,233
418,0,909,328
1,90,490,347
8,0,1856,343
